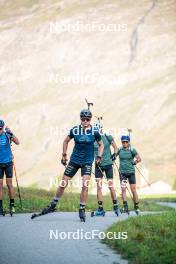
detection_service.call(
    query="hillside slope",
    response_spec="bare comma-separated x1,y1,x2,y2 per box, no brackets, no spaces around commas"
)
0,0,176,189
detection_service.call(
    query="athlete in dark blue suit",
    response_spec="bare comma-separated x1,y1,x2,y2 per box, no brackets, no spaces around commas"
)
41,109,104,220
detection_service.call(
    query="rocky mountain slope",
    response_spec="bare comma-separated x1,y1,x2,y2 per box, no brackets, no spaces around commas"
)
0,0,175,189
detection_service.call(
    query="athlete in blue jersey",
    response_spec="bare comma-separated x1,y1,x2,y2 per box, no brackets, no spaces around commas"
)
0,120,20,215
41,109,104,221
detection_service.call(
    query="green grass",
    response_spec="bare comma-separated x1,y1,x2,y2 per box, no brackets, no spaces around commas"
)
141,194,176,203
103,211,176,264
2,187,174,213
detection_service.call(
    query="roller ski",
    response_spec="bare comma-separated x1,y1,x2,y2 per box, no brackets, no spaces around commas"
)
114,205,120,217
9,204,15,217
31,202,56,219
120,203,130,215
91,208,105,217
0,206,5,216
134,204,140,215
79,208,86,222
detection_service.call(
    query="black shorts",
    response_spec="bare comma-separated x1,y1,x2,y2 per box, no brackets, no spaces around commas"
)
64,161,92,178
95,164,113,179
0,162,13,179
120,172,136,185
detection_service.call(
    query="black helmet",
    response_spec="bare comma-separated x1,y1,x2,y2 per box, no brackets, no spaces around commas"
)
0,120,4,129
80,109,92,119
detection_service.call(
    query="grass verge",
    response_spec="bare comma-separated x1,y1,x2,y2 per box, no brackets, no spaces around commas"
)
103,211,176,264
2,187,174,213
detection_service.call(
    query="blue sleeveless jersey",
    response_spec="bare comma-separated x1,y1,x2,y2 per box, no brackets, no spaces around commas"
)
0,132,12,163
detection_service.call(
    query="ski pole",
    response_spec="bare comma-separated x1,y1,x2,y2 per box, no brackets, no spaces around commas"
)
85,98,93,110
97,164,104,175
9,138,23,210
135,165,151,186
13,161,23,210
127,128,132,139
127,128,151,187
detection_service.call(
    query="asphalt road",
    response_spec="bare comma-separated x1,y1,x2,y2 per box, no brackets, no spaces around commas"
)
156,202,176,209
0,211,133,264
1,204,175,264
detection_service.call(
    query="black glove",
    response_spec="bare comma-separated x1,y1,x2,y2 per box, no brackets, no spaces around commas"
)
96,156,102,165
5,127,13,137
111,153,118,161
61,154,67,166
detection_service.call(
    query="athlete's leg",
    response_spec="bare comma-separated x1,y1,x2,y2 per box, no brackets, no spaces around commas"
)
40,174,72,215
49,162,79,208
80,164,92,208
55,175,71,198
0,179,3,200
129,173,139,211
0,167,4,212
120,174,129,211
130,184,139,203
6,178,14,199
6,178,15,213
120,178,128,202
128,173,138,203
80,175,91,205
96,178,103,201
105,165,117,201
5,163,14,209
95,164,104,210
107,179,117,201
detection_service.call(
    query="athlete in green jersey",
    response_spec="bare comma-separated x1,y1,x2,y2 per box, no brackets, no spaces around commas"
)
118,135,141,213
94,125,119,216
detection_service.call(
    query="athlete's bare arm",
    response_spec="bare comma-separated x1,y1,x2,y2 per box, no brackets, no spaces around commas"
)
12,135,20,145
97,140,104,157
111,140,118,154
135,154,141,163
63,136,72,155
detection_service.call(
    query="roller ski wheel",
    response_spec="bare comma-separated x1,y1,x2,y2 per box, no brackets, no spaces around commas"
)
120,207,130,215
135,208,140,215
31,213,42,219
91,209,105,217
0,209,5,216
31,203,56,219
9,205,15,217
114,205,120,217
114,209,120,217
79,208,86,222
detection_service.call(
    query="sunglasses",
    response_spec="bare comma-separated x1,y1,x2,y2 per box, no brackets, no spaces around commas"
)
81,118,91,122
122,141,129,144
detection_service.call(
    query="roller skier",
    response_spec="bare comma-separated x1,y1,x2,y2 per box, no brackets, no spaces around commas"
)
0,120,20,216
32,109,104,222
117,135,141,215
92,120,120,217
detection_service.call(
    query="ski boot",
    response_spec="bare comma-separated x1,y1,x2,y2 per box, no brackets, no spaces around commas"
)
31,202,56,219
79,208,86,222
91,208,105,217
120,204,130,215
114,205,120,217
134,205,140,215
9,204,15,216
0,206,5,216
